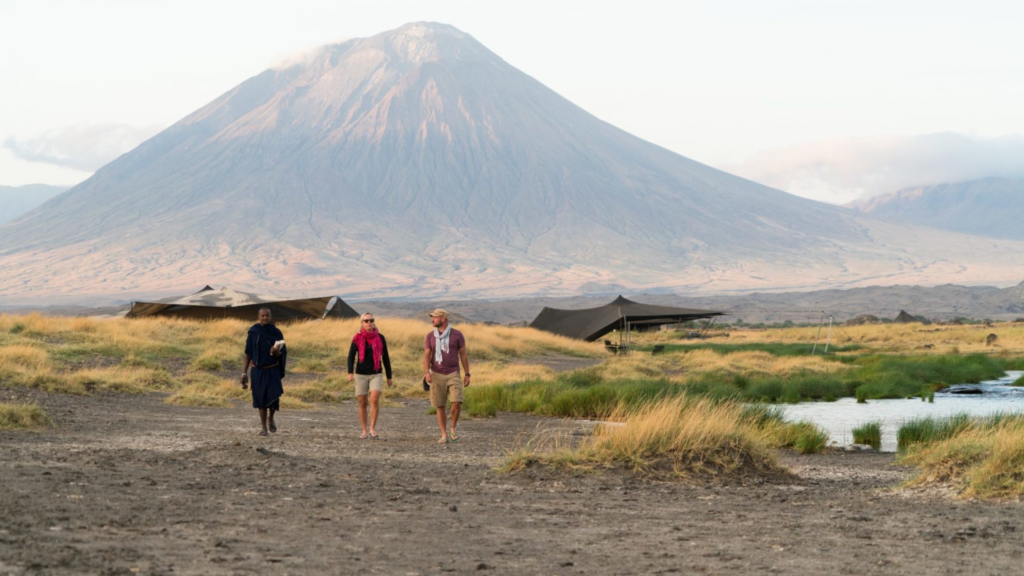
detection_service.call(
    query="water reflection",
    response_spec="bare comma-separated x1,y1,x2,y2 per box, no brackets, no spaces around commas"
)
780,371,1024,452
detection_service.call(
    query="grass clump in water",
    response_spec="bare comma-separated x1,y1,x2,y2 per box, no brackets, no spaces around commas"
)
852,421,882,450
0,402,51,429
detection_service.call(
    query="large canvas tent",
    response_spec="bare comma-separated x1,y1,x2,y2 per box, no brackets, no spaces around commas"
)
124,286,359,321
529,296,724,342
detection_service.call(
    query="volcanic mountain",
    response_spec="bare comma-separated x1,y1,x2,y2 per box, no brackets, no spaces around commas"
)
3,22,1024,305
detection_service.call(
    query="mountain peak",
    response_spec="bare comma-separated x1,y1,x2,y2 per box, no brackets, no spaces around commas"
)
353,21,489,65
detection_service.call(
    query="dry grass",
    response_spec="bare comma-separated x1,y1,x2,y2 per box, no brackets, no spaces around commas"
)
0,315,600,401
502,396,796,480
716,322,1024,355
594,348,849,383
900,417,1024,499
0,402,51,429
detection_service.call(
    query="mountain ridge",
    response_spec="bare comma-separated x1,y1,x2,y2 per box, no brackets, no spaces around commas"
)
846,177,1024,240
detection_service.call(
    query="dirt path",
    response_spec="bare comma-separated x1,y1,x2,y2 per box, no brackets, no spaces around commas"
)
2,387,1023,575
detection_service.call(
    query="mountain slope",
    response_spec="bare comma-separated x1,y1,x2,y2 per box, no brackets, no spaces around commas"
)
1,23,1023,305
846,178,1024,240
0,184,68,224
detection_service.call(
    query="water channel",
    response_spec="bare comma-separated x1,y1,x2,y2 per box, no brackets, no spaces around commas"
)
781,370,1024,452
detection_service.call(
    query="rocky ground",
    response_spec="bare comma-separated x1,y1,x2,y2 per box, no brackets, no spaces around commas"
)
2,387,1023,575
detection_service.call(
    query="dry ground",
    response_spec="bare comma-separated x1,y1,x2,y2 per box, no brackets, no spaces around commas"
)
2,388,1024,575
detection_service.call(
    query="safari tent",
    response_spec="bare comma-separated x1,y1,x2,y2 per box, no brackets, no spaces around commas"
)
893,310,917,323
124,286,359,321
528,295,724,342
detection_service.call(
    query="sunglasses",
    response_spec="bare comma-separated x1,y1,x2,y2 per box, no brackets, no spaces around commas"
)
362,319,375,323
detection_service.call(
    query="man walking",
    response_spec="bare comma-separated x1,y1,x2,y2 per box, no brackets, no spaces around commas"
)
240,307,287,436
347,313,393,439
423,309,470,443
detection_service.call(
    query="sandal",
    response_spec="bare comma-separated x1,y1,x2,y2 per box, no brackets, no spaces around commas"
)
448,429,460,442
359,433,368,439
259,430,269,437
269,422,277,433
370,433,380,440
438,436,449,444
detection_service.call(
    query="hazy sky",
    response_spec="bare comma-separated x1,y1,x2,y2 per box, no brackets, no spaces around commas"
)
2,0,1022,203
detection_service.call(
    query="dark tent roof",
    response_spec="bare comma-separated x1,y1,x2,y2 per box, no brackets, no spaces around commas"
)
528,296,724,342
894,310,917,323
124,286,359,321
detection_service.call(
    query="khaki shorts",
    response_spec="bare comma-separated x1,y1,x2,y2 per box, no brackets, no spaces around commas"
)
354,373,384,396
429,371,464,407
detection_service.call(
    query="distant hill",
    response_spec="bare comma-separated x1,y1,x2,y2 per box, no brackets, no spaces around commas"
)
846,178,1024,240
2,23,1024,306
360,281,1024,325
0,184,68,224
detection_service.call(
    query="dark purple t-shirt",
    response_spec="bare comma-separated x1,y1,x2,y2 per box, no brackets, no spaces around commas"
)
425,328,465,375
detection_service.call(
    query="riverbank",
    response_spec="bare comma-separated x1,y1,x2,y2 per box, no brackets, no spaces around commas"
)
2,388,1023,575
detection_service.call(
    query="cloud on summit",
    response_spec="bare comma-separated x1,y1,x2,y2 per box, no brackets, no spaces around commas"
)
727,133,1024,204
3,123,162,172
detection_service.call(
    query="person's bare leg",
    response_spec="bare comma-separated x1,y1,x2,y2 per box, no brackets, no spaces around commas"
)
369,390,381,437
436,406,448,443
358,395,368,438
449,402,461,439
258,408,268,434
268,407,277,432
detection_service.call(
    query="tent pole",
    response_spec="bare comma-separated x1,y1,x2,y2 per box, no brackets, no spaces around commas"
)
699,316,717,339
824,316,833,353
811,311,824,354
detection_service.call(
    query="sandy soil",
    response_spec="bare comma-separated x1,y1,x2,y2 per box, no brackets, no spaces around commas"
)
2,387,1023,575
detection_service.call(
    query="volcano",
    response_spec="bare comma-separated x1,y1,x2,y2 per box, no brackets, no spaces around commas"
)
3,22,1023,305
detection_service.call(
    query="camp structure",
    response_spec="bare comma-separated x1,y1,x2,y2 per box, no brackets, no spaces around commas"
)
124,286,359,321
894,310,917,323
528,296,724,343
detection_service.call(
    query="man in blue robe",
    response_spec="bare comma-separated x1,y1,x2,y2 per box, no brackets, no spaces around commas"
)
240,307,287,436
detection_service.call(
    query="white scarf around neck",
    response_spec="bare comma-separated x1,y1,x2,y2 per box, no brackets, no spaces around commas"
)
433,325,451,365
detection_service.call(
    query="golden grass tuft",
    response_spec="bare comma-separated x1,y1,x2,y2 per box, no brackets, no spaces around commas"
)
0,345,50,370
900,419,1024,499
504,396,790,480
70,366,176,394
279,396,314,410
0,402,51,429
164,392,229,408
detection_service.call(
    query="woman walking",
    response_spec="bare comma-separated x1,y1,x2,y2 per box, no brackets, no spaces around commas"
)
347,313,393,439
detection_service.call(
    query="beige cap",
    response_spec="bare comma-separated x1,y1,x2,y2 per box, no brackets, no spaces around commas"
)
428,308,450,318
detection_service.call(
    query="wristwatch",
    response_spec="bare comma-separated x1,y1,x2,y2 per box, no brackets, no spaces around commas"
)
464,373,471,377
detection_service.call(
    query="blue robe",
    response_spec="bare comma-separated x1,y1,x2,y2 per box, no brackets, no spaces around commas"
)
244,323,287,409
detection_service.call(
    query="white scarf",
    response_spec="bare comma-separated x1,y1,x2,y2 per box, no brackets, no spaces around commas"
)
433,325,451,365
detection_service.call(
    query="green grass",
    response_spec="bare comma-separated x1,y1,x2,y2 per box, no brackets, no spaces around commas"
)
852,421,882,450
467,353,1015,416
1011,375,1024,387
793,425,829,454
897,414,973,451
465,369,683,418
